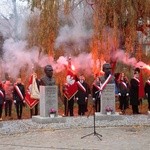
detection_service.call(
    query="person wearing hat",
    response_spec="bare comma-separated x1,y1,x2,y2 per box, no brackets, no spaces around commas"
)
92,75,101,112
40,65,56,86
129,68,141,114
3,80,13,119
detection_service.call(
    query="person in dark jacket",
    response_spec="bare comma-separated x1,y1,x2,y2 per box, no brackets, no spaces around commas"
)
3,80,13,119
144,76,150,114
92,76,101,112
63,84,75,117
117,73,130,114
75,75,91,116
129,68,140,114
0,82,5,120
13,78,25,119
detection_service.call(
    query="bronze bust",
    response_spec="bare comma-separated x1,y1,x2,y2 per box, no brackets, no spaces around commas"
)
100,63,115,84
40,65,56,86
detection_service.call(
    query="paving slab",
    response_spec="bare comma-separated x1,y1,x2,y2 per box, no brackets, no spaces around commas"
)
0,126,150,150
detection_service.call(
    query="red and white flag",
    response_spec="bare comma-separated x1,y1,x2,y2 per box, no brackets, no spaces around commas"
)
63,70,78,100
25,74,39,109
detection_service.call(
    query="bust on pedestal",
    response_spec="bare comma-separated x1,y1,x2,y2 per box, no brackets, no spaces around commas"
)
100,63,116,114
39,65,58,117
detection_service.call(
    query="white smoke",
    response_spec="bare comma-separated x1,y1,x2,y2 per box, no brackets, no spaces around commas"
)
2,38,95,78
4,1,150,80
72,53,93,74
112,50,150,70
51,53,94,75
2,38,51,78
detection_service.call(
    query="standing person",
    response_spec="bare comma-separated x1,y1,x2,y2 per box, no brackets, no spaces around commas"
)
63,84,76,117
63,96,68,116
13,78,25,119
117,73,130,114
75,75,91,116
144,76,150,114
62,84,72,116
0,82,5,121
129,68,140,114
92,76,101,112
67,97,75,116
63,74,78,116
3,80,13,119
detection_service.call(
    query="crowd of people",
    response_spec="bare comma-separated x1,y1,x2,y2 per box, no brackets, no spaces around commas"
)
63,63,150,116
0,65,54,121
0,63,150,121
0,78,26,120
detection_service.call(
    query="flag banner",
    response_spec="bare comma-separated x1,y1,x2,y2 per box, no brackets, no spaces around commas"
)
63,70,78,100
31,75,40,99
25,74,39,109
25,91,39,109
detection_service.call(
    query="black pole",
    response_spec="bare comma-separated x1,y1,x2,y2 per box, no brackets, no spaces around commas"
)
81,105,102,140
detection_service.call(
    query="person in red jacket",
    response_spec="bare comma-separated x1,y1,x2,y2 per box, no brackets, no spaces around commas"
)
3,80,13,119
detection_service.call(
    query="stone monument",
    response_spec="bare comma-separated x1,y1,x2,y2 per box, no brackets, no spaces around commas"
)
39,65,58,117
101,84,115,114
32,65,67,123
40,85,58,117
99,63,115,114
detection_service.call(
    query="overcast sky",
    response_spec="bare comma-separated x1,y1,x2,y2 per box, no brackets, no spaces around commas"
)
0,0,28,18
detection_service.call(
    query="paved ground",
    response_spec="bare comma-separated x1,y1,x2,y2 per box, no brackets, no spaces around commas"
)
0,125,150,150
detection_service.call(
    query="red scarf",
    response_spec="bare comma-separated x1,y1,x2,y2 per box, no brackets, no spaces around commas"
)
77,81,86,93
133,77,139,83
0,90,4,98
121,81,127,89
14,85,24,100
93,83,101,91
100,74,112,91
147,80,150,85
